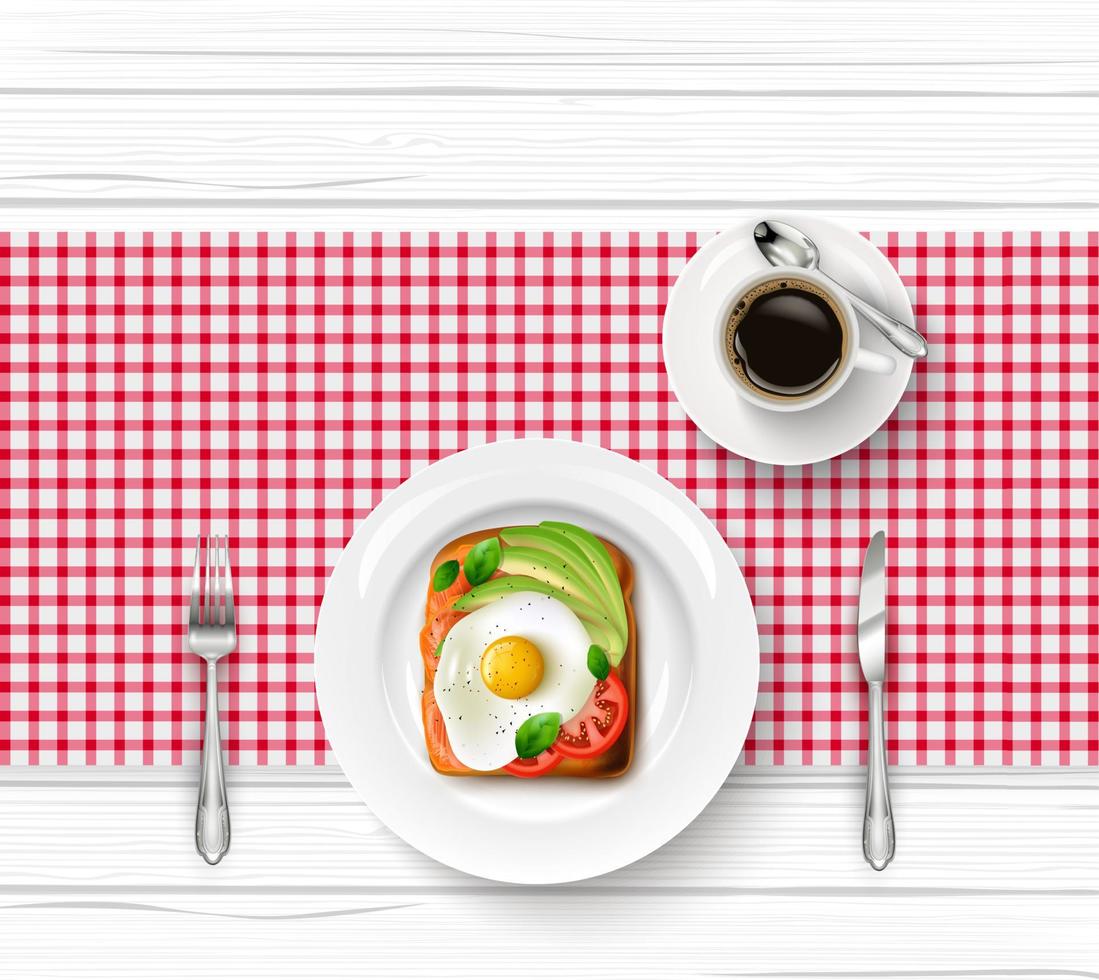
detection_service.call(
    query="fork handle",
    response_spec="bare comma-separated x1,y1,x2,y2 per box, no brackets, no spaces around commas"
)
196,660,230,865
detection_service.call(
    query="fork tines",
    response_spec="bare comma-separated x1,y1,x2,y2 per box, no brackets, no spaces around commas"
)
189,535,235,629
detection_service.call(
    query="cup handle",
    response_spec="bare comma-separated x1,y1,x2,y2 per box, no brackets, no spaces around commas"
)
852,346,896,376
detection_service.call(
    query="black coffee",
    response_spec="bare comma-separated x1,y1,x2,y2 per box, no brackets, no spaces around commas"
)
725,277,845,398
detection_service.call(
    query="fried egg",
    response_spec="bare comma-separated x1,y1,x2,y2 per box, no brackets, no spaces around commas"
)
433,591,595,771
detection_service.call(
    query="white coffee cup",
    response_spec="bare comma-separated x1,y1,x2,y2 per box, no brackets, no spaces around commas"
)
714,266,896,413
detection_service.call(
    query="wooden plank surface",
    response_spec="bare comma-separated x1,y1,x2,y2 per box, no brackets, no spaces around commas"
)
4,767,1099,892
1,767,1098,978
0,0,1097,227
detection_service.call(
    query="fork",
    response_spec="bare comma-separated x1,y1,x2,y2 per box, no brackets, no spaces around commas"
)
188,535,236,865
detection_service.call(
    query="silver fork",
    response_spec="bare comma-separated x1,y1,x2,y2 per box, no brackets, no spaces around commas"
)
188,535,236,865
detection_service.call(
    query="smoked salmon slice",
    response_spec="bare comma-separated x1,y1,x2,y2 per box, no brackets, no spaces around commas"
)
418,537,509,775
420,543,475,773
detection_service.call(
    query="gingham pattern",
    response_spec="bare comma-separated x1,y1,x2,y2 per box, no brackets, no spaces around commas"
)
1,231,1096,766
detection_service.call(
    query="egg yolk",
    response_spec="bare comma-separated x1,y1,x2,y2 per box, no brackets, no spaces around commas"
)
480,636,545,699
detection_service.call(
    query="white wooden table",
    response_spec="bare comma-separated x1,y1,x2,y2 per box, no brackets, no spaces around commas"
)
2,2,1097,976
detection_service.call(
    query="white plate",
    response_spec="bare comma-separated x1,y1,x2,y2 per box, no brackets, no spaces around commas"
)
314,439,759,883
662,215,915,466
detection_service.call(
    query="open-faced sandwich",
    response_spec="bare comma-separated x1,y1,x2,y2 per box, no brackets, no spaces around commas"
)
419,522,635,778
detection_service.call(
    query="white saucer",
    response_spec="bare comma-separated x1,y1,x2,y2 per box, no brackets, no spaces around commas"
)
662,216,915,466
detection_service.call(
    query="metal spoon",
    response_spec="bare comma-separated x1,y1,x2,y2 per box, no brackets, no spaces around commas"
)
754,219,928,359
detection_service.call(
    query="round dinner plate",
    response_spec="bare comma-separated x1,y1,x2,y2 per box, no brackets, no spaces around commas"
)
314,439,759,884
662,215,916,466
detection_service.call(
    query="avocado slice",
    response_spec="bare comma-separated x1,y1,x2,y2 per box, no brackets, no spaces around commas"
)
451,574,560,612
506,524,629,639
539,521,628,649
498,546,621,635
451,576,622,660
500,525,607,606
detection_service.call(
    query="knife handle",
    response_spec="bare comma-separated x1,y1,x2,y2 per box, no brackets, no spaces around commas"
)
863,680,895,870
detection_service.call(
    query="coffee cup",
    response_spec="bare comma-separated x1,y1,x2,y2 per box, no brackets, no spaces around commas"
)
714,267,895,413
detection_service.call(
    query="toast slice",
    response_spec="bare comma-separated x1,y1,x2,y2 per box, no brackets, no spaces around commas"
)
420,526,636,777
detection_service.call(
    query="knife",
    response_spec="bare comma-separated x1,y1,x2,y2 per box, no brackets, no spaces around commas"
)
858,530,894,870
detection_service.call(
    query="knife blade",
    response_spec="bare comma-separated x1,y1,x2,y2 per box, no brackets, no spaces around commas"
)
857,529,894,870
857,530,887,684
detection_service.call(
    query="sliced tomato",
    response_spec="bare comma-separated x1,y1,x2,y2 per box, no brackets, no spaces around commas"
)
554,669,629,760
503,744,565,778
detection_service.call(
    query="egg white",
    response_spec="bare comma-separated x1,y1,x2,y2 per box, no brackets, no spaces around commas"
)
433,591,596,772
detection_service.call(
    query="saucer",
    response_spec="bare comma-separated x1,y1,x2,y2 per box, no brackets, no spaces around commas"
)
662,216,915,466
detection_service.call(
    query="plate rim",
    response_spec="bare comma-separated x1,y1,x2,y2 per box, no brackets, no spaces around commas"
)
314,437,760,883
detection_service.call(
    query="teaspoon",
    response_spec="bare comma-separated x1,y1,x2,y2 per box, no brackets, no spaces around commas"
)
754,219,928,359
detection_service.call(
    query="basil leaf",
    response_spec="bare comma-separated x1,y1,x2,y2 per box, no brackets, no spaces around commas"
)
432,559,460,592
464,536,502,587
586,644,610,681
514,712,561,759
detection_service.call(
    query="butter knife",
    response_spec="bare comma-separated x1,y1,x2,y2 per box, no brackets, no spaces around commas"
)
858,530,894,870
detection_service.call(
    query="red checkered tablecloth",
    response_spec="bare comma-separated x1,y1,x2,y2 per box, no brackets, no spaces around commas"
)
1,231,1096,766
